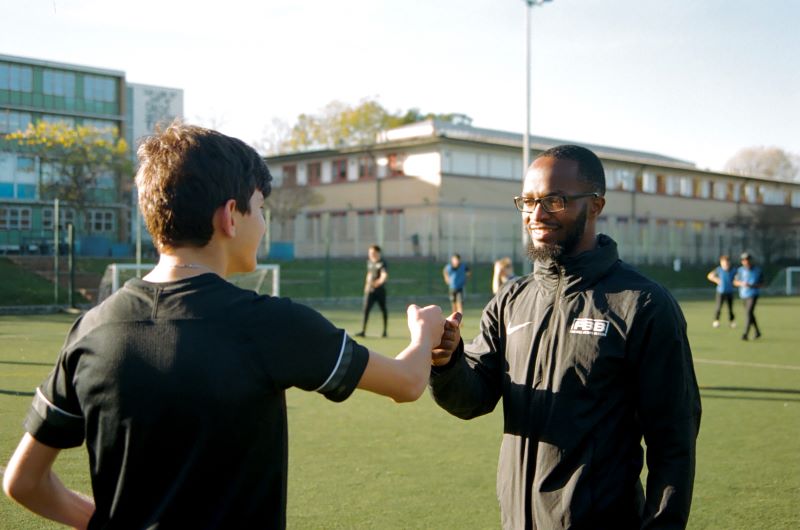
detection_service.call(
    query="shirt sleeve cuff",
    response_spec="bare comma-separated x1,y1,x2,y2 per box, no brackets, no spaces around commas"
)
317,334,369,403
23,388,85,449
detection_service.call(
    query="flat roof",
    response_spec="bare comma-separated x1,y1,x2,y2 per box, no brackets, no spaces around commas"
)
0,53,125,78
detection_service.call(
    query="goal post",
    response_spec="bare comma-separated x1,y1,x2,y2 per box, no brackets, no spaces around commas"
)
783,266,800,296
764,266,800,296
98,263,280,303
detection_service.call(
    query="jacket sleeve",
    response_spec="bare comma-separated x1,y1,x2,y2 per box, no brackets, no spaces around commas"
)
628,289,702,529
429,294,505,419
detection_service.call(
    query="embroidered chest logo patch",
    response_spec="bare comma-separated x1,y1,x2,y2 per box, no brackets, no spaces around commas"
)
570,318,610,336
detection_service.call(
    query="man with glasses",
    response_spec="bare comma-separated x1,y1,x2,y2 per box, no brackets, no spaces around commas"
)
430,145,701,529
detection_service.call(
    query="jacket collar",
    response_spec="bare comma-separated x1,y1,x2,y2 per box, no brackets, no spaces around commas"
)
531,234,620,294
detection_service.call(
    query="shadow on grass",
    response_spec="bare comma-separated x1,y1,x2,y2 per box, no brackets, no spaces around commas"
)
0,388,34,397
700,386,800,395
700,385,800,402
0,360,52,367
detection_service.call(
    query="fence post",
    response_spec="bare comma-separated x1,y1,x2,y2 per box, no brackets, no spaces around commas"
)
67,222,75,309
53,198,59,304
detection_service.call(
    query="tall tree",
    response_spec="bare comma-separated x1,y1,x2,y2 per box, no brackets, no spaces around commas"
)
260,98,473,154
5,121,132,237
265,181,324,241
725,146,799,181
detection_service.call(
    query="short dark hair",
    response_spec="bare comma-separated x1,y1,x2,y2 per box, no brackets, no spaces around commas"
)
369,245,382,253
538,144,605,195
136,121,272,249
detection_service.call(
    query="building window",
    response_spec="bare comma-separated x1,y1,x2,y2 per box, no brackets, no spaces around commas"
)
713,181,727,200
386,153,404,177
307,162,321,185
82,119,118,139
744,184,757,203
358,156,375,180
792,191,800,208
0,182,13,198
332,159,348,182
0,111,32,134
606,168,635,191
16,156,35,173
0,63,33,92
42,208,76,230
385,209,403,240
698,180,711,199
42,69,76,98
731,183,741,202
281,165,297,187
679,177,693,197
666,176,680,195
357,210,374,239
642,172,657,193
85,210,115,233
330,211,348,240
0,207,32,230
305,212,321,239
42,115,76,127
84,75,117,103
16,184,36,199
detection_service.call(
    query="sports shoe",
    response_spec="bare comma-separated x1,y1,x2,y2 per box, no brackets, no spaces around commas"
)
754,332,762,339
730,321,736,328
354,331,365,338
712,320,720,328
741,334,748,341
381,331,388,338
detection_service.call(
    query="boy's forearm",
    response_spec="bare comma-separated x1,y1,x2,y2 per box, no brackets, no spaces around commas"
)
6,470,94,529
4,434,95,529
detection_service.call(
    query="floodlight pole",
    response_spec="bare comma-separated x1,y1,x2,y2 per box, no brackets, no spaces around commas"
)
521,0,552,273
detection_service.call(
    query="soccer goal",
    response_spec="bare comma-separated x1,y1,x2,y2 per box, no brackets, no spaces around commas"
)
764,266,800,296
97,263,280,303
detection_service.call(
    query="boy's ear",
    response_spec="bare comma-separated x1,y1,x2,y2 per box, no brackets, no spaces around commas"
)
215,199,239,238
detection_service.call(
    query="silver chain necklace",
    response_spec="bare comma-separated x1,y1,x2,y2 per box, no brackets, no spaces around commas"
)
166,263,211,271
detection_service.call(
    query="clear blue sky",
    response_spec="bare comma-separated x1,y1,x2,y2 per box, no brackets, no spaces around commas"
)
2,0,798,171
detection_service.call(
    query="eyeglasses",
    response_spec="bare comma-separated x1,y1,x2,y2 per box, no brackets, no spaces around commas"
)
513,193,599,213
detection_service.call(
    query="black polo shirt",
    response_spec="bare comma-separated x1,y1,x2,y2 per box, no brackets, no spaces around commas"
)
24,273,369,529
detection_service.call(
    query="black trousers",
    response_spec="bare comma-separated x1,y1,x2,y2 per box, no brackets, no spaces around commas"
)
743,296,761,338
714,292,735,321
361,286,387,333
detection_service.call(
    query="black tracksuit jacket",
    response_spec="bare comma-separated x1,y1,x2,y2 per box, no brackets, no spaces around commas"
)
430,235,701,529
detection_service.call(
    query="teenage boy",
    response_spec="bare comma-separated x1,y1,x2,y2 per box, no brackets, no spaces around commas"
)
706,254,737,328
3,123,445,529
355,244,389,338
443,254,471,315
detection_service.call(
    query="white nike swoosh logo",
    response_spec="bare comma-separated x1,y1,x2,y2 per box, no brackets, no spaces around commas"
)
506,322,533,335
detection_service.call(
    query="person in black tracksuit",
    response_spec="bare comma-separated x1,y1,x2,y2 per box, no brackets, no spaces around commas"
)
356,245,389,338
430,145,701,529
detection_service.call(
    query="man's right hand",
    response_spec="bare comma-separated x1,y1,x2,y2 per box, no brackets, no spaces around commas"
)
407,304,445,348
432,312,462,366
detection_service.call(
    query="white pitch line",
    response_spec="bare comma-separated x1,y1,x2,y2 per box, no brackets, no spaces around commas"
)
694,358,800,371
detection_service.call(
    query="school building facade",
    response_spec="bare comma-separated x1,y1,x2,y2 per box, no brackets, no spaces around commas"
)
0,53,182,255
266,120,800,265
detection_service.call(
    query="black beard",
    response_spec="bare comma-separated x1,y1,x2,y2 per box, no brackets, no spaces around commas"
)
527,204,588,263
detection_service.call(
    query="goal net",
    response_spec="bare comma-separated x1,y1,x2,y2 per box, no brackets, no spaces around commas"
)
97,263,280,303
766,266,800,296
